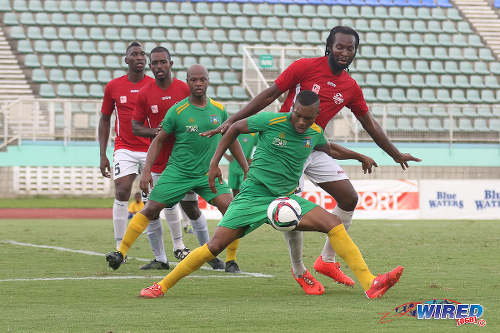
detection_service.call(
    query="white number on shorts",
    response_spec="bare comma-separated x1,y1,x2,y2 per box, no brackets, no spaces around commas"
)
114,163,120,177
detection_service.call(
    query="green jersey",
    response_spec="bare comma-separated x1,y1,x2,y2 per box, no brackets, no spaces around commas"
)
228,132,258,175
246,112,327,196
162,97,227,177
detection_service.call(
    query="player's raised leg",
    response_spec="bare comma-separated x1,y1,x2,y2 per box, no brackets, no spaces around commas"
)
297,205,403,299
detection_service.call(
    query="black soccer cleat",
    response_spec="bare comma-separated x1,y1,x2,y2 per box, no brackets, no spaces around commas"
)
224,260,240,273
173,248,190,261
105,251,124,270
140,259,170,270
207,257,225,270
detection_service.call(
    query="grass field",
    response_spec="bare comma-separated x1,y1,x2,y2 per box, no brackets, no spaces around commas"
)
1,217,499,332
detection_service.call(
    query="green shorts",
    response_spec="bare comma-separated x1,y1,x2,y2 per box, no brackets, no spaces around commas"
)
149,169,230,207
218,180,317,236
228,170,244,191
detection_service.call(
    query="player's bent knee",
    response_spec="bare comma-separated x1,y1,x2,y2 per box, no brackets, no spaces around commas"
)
180,201,201,220
141,201,165,220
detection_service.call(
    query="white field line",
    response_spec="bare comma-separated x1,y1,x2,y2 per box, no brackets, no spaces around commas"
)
1,240,273,279
0,275,256,282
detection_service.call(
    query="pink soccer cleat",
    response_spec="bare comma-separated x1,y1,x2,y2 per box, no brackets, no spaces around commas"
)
313,255,355,287
365,266,404,299
139,282,165,298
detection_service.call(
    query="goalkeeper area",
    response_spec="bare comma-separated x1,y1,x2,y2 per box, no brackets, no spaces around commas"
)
1,213,499,332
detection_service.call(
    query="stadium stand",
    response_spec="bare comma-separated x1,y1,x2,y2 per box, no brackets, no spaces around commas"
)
0,0,499,145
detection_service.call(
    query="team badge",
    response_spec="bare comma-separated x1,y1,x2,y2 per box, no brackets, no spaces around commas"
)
303,137,312,148
151,105,158,113
120,96,127,103
209,114,219,125
312,84,320,94
333,92,344,105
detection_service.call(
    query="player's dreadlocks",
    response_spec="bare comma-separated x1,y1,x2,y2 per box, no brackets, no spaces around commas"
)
324,26,360,57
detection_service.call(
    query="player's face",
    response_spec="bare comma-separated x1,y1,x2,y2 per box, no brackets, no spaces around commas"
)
125,46,146,73
328,33,357,70
149,51,172,81
290,102,319,133
187,68,209,98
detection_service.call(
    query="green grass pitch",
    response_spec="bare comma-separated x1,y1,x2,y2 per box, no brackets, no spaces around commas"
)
1,218,499,332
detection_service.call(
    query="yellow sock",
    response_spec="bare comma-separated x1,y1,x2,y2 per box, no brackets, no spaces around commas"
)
327,224,375,291
158,244,215,292
118,212,149,257
225,239,239,262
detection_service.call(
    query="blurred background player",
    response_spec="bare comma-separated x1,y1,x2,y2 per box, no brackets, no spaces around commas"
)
128,191,144,219
106,64,247,272
204,26,420,294
224,132,257,197
132,46,224,270
98,42,153,252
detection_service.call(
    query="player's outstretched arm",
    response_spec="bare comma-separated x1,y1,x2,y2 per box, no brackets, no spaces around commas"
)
140,130,168,194
201,84,282,138
357,112,422,170
98,113,111,178
208,119,250,193
315,142,378,174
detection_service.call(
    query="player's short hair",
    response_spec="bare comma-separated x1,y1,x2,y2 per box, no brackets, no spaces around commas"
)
296,90,319,107
126,41,143,54
150,46,171,60
324,26,360,56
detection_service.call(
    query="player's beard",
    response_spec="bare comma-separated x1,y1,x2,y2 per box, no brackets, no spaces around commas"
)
328,54,353,73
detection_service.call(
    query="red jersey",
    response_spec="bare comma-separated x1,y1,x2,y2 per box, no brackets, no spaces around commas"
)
133,78,190,173
275,57,369,129
101,75,154,152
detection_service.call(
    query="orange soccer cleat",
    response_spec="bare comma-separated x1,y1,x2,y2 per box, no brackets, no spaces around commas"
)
292,269,325,295
365,266,404,299
139,282,165,298
313,255,355,287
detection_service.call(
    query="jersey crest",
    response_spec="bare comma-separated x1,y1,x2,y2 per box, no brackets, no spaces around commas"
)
303,137,312,148
333,92,344,105
120,96,127,103
151,105,158,114
209,114,220,125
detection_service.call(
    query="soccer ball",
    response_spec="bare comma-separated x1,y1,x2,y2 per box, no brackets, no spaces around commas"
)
267,197,302,231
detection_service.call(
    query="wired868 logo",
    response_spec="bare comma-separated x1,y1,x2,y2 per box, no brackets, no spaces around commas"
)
378,299,486,327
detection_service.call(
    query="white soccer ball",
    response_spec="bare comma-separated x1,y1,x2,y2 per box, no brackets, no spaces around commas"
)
267,197,302,231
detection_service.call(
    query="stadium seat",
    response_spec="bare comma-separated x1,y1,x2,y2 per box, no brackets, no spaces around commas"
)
56,83,72,97
457,118,474,132
455,75,468,88
394,33,409,46
89,84,104,98
210,72,226,85
489,119,500,132
34,40,49,53
439,74,454,88
231,57,243,71
391,88,406,103
376,88,391,102
480,90,497,104
397,117,413,132
81,41,97,54
451,89,467,103
468,35,483,47
64,69,80,84
428,118,444,131
436,89,452,103
419,47,434,60
216,86,233,100
442,21,457,34
39,84,56,98
57,54,73,68
479,49,495,61
472,118,490,132
81,69,97,83
412,118,427,132
89,55,105,69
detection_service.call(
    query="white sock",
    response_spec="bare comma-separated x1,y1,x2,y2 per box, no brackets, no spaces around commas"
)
164,205,185,251
283,230,306,276
146,218,168,263
191,214,209,246
113,199,129,250
321,206,354,262
179,208,190,228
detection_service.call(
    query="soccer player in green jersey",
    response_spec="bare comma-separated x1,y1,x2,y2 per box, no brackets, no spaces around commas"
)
105,64,247,271
224,132,258,197
139,90,403,299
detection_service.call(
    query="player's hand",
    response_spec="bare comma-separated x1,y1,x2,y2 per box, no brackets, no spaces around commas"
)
394,153,422,170
200,120,233,137
243,165,249,180
100,156,111,178
208,165,223,193
359,155,378,174
140,172,154,195
154,126,161,136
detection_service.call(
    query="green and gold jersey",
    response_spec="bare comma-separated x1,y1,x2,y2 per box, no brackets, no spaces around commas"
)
162,97,227,177
246,112,327,196
228,132,258,175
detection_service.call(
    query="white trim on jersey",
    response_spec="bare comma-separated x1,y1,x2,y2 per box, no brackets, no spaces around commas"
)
289,83,301,113
114,103,120,137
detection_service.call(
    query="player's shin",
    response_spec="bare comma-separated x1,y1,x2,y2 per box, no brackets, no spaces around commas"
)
321,207,354,262
118,212,150,257
283,230,306,276
225,239,239,262
327,224,375,291
158,243,215,291
113,200,129,250
146,218,168,263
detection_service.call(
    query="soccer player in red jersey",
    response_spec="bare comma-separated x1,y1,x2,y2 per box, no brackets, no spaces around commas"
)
131,46,228,270
98,42,154,253
203,26,421,294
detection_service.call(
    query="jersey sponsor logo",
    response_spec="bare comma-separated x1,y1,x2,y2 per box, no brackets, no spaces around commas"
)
327,81,336,87
185,125,198,133
120,96,127,103
188,117,195,123
272,133,287,147
209,114,220,125
130,89,139,93
161,96,171,100
333,92,344,104
303,137,312,148
243,138,248,143
151,105,158,113
312,84,320,94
